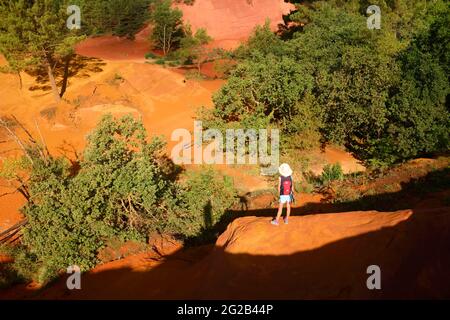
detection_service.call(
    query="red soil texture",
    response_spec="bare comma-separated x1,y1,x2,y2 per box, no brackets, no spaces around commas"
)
0,183,24,231
3,207,449,299
76,0,295,60
178,0,295,49
74,27,152,61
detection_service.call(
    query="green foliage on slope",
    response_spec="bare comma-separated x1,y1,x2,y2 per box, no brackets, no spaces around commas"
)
2,115,237,283
202,0,450,167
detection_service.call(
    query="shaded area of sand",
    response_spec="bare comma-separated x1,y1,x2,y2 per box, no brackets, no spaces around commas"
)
2,163,449,299
3,206,448,299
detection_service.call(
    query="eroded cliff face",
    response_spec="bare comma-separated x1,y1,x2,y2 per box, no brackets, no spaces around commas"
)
178,0,295,49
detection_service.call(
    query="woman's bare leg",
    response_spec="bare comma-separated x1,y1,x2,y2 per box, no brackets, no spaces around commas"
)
286,202,291,220
275,202,284,221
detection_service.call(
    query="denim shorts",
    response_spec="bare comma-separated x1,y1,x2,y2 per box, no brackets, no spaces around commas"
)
279,195,292,204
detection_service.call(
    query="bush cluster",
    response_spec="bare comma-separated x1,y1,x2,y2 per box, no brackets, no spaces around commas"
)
4,115,237,283
201,1,450,167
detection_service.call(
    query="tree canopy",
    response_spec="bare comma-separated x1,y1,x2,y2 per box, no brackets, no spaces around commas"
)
1,115,236,283
0,0,154,101
150,0,184,55
203,0,450,166
73,0,153,38
0,0,87,101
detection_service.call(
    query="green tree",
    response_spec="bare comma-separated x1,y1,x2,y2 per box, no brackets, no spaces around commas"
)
202,0,449,164
177,25,213,72
376,45,449,163
412,1,450,77
73,0,153,38
18,114,176,281
0,0,85,101
210,54,314,131
0,0,36,89
288,1,449,164
234,21,286,59
2,114,237,283
150,0,184,55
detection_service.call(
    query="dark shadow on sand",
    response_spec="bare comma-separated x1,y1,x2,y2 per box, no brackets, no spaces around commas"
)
7,205,449,300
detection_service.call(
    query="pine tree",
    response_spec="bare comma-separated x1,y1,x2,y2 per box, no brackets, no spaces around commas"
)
0,0,85,101
0,0,35,89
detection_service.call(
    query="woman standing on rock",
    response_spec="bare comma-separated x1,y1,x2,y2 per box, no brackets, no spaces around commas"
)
271,163,295,226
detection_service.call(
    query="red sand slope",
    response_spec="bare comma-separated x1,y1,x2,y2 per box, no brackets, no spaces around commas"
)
75,27,151,61
4,207,449,300
178,0,295,49
76,0,295,59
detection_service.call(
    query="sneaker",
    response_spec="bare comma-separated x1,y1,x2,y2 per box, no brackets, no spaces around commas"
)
271,219,279,226
284,218,289,225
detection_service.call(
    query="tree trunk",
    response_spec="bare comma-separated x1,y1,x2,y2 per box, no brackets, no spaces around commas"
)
163,25,167,55
59,55,72,98
48,66,60,102
167,31,172,55
47,62,60,102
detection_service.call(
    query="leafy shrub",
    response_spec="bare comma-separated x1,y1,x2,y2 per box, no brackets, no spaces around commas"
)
165,167,238,242
295,180,314,194
213,59,236,79
319,164,344,186
145,52,157,59
150,0,184,55
185,70,204,80
0,245,39,288
334,184,362,203
0,265,18,289
176,26,213,72
155,58,166,65
19,115,178,282
210,55,313,127
2,115,238,284
167,60,181,67
97,239,148,263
